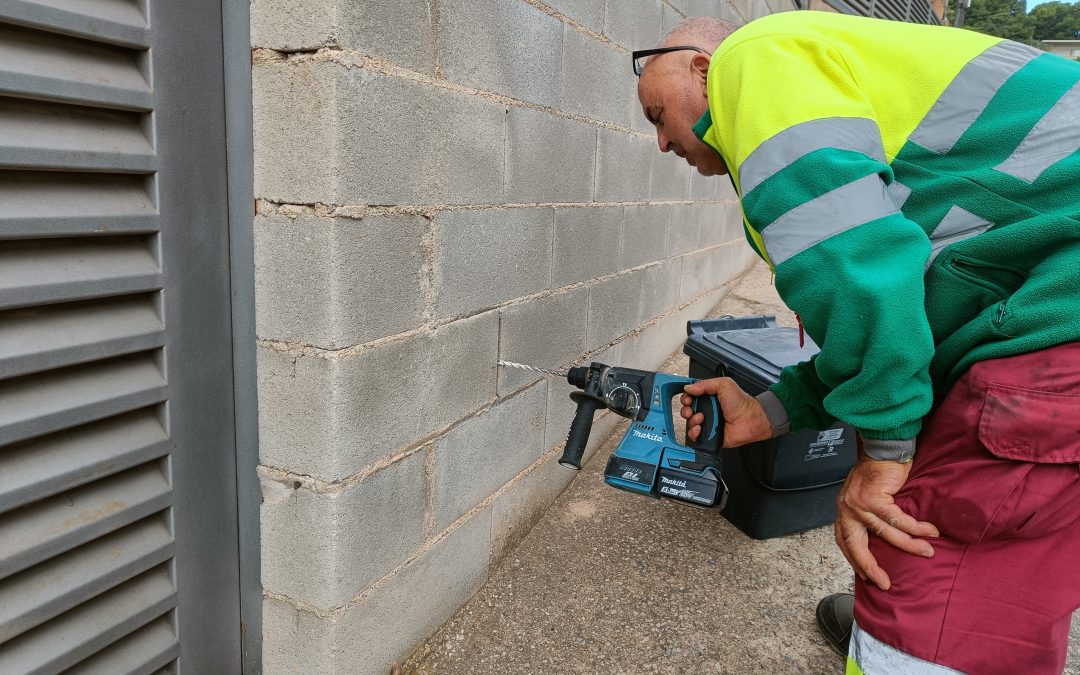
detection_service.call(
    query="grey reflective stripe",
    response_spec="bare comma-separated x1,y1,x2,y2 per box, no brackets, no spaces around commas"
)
995,79,1080,183
739,117,886,196
849,621,963,674
887,180,912,209
926,205,993,270
762,174,898,266
909,41,1042,155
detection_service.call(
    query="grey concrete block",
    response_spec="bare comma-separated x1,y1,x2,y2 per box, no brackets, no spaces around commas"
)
587,271,645,350
546,0,606,31
688,166,738,201
491,456,574,565
685,0,723,16
621,204,669,268
434,208,553,319
259,312,498,480
433,383,547,531
552,207,623,287
254,62,505,205
662,1,684,34
441,0,563,106
748,0,774,19
263,511,492,675
498,287,590,394
604,0,664,50
505,107,596,203
620,304,695,371
251,0,437,73
680,242,743,302
261,451,427,610
667,203,702,256
697,202,745,248
262,597,333,675
729,0,758,20
559,27,633,127
594,127,654,202
255,214,427,349
639,258,682,322
765,0,797,12
251,0,335,50
649,147,691,200
253,61,337,204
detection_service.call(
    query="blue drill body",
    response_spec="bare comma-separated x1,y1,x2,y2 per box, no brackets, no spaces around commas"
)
559,363,728,510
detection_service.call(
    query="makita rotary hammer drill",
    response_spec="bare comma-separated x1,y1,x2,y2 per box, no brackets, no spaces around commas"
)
558,362,728,509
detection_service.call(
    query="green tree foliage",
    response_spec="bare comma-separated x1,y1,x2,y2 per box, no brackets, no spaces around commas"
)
1029,1,1080,39
951,0,1080,44
961,0,1036,43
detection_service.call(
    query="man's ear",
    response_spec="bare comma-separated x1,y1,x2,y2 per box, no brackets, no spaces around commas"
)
690,53,711,88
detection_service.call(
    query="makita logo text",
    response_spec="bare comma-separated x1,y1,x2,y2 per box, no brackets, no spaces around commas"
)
632,429,664,443
660,476,687,488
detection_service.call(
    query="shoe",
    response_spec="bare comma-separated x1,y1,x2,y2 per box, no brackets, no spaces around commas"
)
815,592,855,657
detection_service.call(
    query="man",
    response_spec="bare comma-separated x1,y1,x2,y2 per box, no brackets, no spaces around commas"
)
636,12,1080,675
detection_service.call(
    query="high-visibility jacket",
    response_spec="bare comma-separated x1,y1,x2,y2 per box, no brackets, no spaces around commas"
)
694,11,1080,449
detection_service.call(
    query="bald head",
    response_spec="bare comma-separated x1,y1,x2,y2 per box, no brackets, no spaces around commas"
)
636,17,740,176
641,17,740,74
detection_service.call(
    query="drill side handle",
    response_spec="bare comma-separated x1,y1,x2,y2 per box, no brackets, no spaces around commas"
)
559,392,604,469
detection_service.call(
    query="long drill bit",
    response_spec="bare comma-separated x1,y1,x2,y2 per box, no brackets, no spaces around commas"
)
497,360,569,378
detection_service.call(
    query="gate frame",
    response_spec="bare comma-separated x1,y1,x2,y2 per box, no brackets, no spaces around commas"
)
221,1,261,672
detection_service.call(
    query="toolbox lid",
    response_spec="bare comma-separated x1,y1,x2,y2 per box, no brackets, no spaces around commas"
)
684,316,820,385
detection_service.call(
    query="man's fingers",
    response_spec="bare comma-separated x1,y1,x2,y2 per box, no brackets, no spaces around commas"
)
837,506,891,590
688,426,700,441
834,521,867,582
680,393,694,407
863,510,935,559
875,504,940,540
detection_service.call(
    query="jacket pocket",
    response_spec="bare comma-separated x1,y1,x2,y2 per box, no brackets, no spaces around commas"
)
978,382,1080,464
947,253,1026,302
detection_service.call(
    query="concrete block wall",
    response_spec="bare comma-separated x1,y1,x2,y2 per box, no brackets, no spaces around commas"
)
251,0,789,672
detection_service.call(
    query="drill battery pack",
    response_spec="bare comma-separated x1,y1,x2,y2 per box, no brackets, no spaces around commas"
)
683,315,857,539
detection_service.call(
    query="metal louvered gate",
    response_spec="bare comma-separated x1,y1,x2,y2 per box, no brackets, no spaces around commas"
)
0,1,247,673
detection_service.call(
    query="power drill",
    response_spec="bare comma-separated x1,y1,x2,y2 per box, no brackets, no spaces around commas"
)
558,362,728,509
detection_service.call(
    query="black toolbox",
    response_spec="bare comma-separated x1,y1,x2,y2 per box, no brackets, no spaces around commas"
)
683,315,856,539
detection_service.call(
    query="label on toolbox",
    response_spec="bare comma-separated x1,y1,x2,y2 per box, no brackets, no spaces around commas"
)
804,428,846,462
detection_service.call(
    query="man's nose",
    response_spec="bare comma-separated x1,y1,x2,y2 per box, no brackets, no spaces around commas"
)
657,131,671,153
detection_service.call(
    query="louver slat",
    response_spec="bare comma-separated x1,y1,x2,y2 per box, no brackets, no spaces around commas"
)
0,464,171,581
0,97,155,172
0,409,169,518
0,567,175,675
0,173,156,239
0,354,167,446
64,616,179,675
0,22,152,111
0,0,150,49
0,296,164,379
0,516,173,642
0,237,160,312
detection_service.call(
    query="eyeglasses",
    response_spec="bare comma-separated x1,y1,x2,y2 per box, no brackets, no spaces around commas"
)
631,46,710,76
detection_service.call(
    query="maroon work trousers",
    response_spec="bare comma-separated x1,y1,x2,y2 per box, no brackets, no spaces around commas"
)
855,342,1080,674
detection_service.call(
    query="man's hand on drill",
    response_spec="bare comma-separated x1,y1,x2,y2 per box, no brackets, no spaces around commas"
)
835,457,939,591
680,377,772,448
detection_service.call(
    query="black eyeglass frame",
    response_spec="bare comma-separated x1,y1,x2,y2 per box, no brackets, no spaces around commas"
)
631,46,710,76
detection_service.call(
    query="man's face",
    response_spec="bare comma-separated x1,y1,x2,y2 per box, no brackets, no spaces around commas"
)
636,53,728,176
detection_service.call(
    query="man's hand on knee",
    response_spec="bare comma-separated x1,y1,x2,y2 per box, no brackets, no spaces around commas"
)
834,457,939,591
